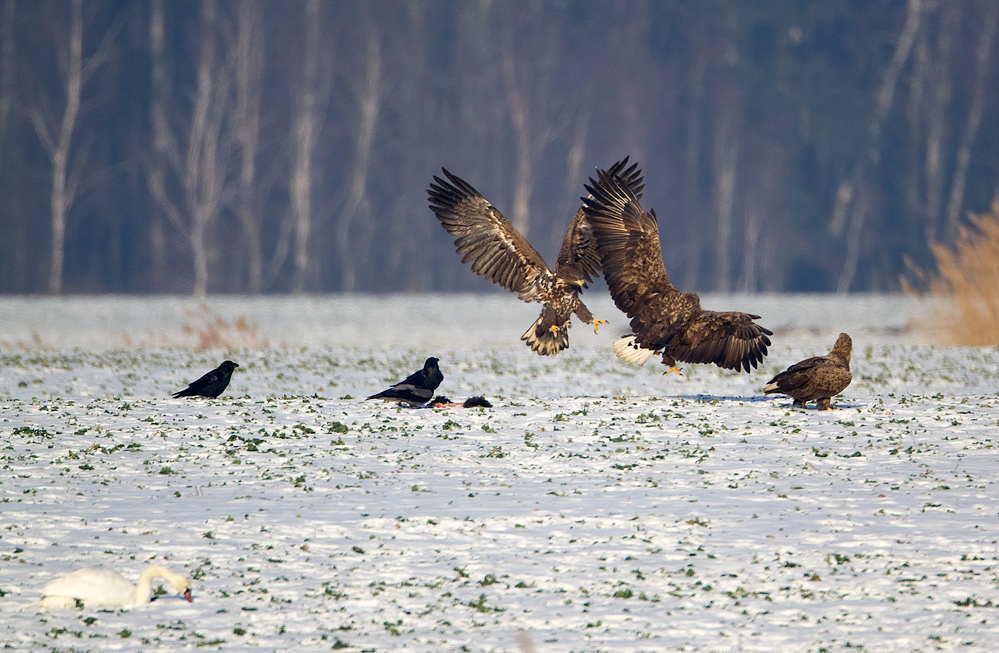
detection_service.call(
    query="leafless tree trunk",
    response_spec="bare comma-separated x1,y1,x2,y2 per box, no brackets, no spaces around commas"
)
27,0,113,294
288,0,330,293
380,3,433,291
837,187,868,293
146,0,230,296
497,7,564,241
502,46,533,238
231,0,264,293
185,0,228,296
944,0,999,241
336,14,382,292
553,105,590,245
921,1,959,243
146,0,170,288
741,155,778,293
832,0,922,291
903,22,928,234
830,0,923,232
681,47,707,291
712,100,740,293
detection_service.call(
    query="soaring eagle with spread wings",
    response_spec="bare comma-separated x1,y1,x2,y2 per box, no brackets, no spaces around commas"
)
764,333,853,410
581,164,772,374
429,158,644,355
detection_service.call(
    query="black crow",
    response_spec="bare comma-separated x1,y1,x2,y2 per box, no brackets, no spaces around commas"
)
172,360,239,398
366,357,443,406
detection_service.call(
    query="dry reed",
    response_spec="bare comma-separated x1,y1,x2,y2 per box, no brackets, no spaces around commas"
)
182,304,268,350
903,201,999,345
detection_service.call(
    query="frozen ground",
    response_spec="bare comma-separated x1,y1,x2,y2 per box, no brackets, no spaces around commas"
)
1,293,998,652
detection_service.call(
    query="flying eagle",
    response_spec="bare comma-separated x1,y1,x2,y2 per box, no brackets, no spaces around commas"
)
581,165,772,374
428,158,644,356
763,333,853,410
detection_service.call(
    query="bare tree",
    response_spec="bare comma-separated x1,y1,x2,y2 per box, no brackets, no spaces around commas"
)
710,11,741,293
556,105,591,239
27,0,115,294
146,0,171,288
712,100,739,293
831,0,923,291
231,0,265,293
919,1,959,244
379,2,435,291
185,0,230,296
944,0,999,241
285,0,332,293
501,43,534,238
681,45,708,291
146,0,231,296
335,9,382,292
496,4,565,239
740,143,781,293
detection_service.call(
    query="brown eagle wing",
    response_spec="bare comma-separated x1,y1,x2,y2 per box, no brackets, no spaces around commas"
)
671,310,773,373
583,167,771,373
429,169,550,293
581,167,689,339
555,157,646,285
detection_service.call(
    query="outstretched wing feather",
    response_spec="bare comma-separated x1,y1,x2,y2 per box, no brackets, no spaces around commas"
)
556,156,646,284
671,310,773,372
430,170,549,294
582,170,690,348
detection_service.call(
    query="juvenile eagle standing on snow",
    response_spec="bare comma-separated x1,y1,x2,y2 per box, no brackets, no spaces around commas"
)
581,165,772,375
763,333,853,410
428,158,644,356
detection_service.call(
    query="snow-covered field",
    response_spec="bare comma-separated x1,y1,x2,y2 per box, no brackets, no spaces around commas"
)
2,293,998,652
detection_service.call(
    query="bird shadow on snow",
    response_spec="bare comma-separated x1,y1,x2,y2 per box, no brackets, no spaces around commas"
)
670,394,864,411
675,393,773,403
758,400,865,411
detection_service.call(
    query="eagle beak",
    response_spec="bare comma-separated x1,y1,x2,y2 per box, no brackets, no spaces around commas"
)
183,589,194,603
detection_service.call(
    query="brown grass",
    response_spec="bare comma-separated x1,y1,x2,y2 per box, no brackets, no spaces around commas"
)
0,332,51,350
903,200,999,345
182,304,269,350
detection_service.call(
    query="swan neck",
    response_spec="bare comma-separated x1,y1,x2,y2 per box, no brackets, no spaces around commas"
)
135,564,170,604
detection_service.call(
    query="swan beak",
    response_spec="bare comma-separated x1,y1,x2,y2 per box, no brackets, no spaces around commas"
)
183,588,194,603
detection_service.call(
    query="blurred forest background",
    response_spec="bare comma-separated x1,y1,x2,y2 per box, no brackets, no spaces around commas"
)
1,0,998,295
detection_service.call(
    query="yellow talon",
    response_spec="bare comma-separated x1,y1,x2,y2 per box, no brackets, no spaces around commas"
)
592,319,607,333
548,325,561,333
666,366,683,376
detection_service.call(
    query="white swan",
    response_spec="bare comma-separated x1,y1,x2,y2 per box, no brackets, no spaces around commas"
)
38,564,194,609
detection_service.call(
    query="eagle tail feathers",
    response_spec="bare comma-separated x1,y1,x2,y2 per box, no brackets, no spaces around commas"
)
613,335,657,365
522,315,569,356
